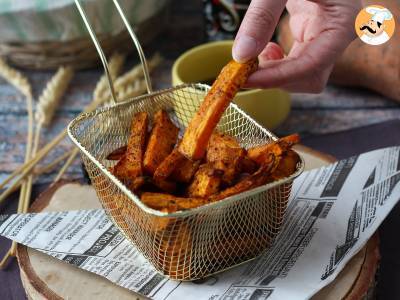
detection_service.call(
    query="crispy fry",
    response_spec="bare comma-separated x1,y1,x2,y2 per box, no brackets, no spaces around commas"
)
239,155,258,174
270,150,300,181
187,164,223,198
247,134,300,165
121,199,171,232
143,110,179,175
207,132,245,185
141,192,207,213
113,112,148,179
153,148,187,182
126,176,147,192
153,178,177,194
210,158,275,202
106,145,127,160
178,59,258,160
207,132,240,157
170,158,200,183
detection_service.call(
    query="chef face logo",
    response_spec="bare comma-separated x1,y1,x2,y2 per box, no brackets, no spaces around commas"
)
355,5,395,45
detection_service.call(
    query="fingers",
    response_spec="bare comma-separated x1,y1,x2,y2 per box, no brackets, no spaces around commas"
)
242,42,284,89
258,42,285,64
246,29,345,93
232,0,287,62
278,64,334,93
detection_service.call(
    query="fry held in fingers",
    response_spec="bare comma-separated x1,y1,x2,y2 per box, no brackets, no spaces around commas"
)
178,59,258,160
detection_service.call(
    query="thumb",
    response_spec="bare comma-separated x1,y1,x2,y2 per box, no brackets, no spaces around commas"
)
232,0,287,62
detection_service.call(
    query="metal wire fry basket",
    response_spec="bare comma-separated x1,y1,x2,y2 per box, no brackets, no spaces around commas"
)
69,0,304,281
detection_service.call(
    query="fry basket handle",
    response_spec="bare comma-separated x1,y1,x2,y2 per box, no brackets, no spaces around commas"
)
74,0,153,105
112,0,153,94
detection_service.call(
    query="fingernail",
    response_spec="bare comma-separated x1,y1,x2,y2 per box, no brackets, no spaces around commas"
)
232,35,258,62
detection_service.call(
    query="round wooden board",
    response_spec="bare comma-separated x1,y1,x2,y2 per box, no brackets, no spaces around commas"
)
16,146,379,300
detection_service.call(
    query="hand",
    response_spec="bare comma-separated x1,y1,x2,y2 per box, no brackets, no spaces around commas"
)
232,0,361,93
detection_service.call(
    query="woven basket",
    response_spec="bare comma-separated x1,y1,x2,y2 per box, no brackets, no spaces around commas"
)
0,8,168,70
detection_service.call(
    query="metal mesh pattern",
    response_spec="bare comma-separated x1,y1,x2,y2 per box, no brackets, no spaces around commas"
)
68,84,304,280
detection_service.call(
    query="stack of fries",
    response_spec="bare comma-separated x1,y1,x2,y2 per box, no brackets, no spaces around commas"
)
108,111,300,213
107,59,300,213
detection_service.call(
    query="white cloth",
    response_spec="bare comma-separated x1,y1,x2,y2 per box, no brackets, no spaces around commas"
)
360,31,390,45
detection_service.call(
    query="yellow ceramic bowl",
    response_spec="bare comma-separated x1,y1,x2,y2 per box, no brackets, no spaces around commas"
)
172,40,290,130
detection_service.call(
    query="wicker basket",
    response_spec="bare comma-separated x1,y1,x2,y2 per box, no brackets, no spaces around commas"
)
0,8,168,70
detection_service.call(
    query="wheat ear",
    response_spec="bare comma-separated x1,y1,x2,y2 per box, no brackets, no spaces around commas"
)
0,61,33,267
54,53,126,181
0,58,32,99
35,66,74,127
21,66,75,216
113,53,161,92
93,52,126,100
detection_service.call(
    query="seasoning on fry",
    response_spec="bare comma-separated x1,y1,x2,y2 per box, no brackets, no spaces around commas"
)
113,112,148,180
143,110,179,175
178,59,258,160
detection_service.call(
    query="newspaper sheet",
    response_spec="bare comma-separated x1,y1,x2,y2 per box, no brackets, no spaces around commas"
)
1,146,400,300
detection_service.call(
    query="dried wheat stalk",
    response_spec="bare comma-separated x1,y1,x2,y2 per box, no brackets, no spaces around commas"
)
22,66,74,203
116,79,148,101
0,91,105,196
54,54,126,182
18,65,75,258
35,149,75,175
97,53,161,105
100,78,148,107
35,66,74,127
0,58,32,98
93,52,126,100
113,53,161,92
0,60,33,267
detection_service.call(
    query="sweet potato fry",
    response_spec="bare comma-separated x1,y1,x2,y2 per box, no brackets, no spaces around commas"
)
207,132,245,185
170,159,200,183
239,155,258,174
122,200,171,233
187,164,223,198
247,134,300,165
178,59,258,160
207,132,240,157
113,112,149,179
153,178,177,194
153,148,187,182
126,176,147,192
106,145,127,160
270,150,300,181
141,192,207,213
210,158,275,202
143,110,179,175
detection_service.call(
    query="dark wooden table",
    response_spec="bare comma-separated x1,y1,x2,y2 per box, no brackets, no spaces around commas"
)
1,0,400,299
